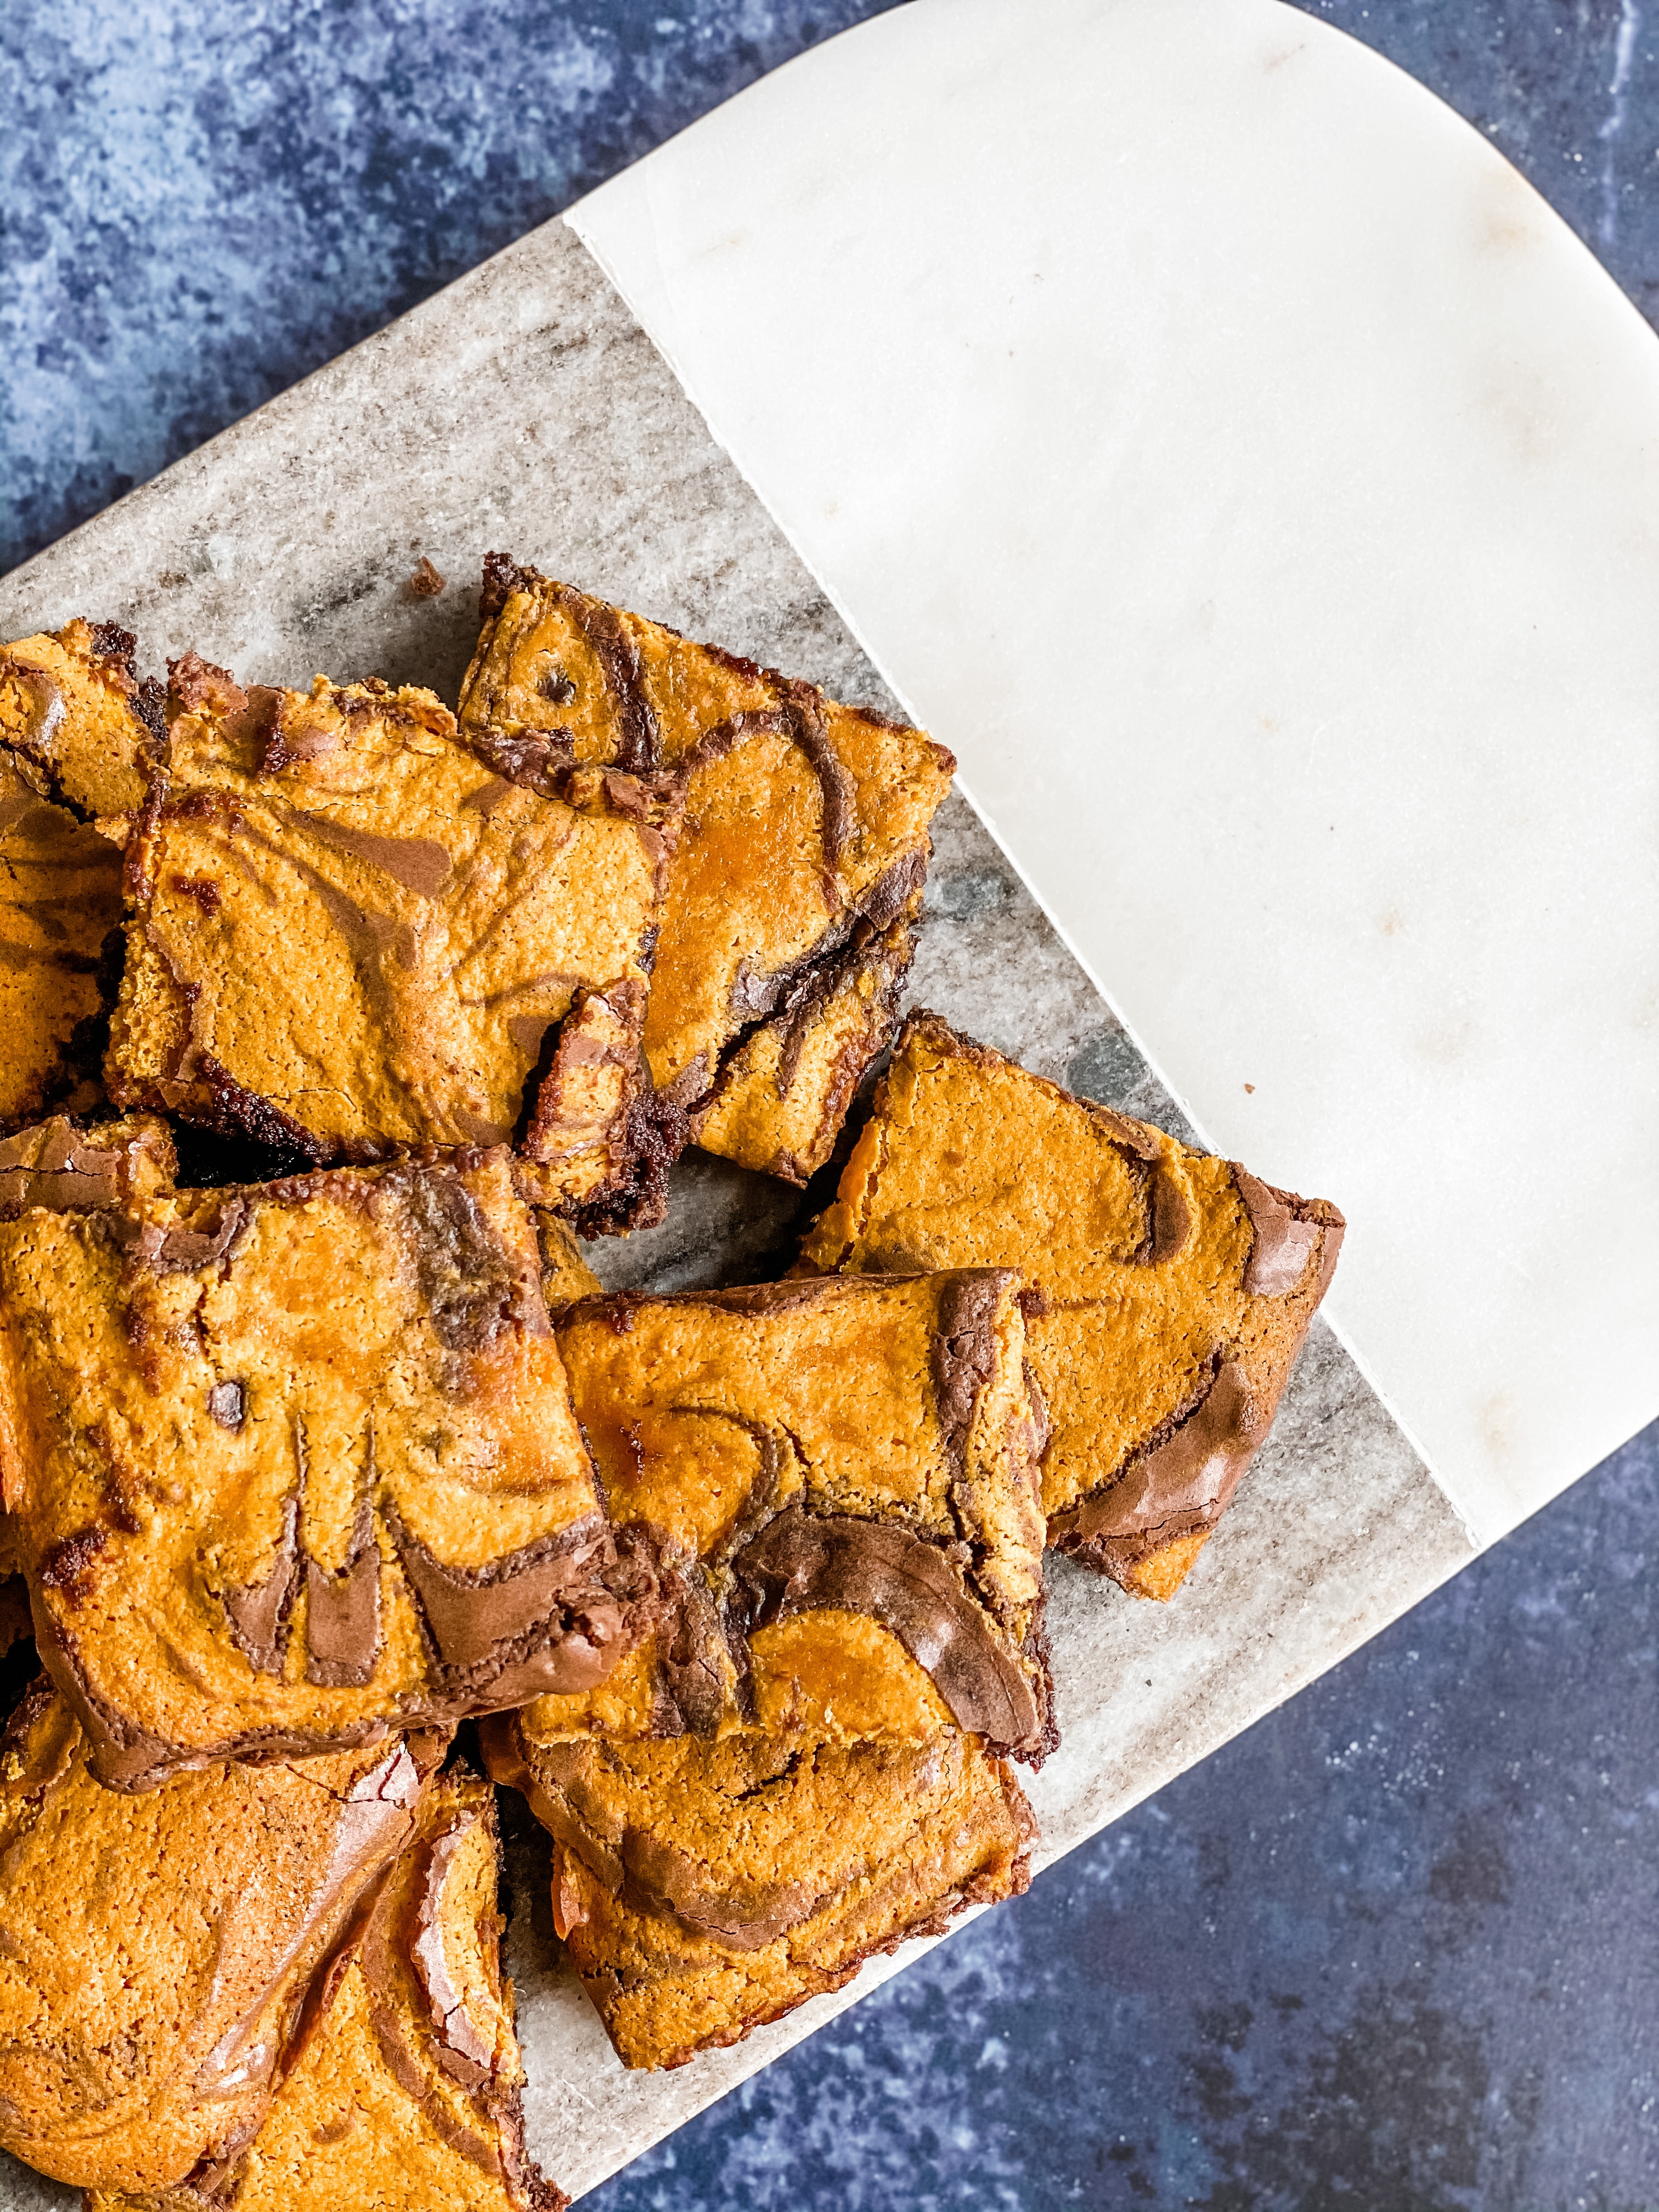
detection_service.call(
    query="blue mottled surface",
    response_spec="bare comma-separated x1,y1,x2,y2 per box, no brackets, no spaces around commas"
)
5,2,1659,2203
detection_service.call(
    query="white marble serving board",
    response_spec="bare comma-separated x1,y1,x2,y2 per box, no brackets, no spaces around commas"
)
572,0,1659,1550
3,0,1646,2194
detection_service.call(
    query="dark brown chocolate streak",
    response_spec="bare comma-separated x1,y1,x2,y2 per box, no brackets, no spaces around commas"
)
194,1046,332,1166
1144,1162,1193,1265
1049,1355,1264,1560
930,1270,1019,1564
780,679,855,867
562,1077,687,1243
1232,1164,1341,1299
680,707,792,772
460,723,577,799
231,810,421,980
114,1191,251,1274
649,1411,792,1733
86,620,139,682
396,1160,544,1352
221,1493,303,1675
479,550,542,625
132,675,167,766
387,1507,628,1692
368,2002,504,2177
307,1499,383,1689
559,585,660,772
715,845,923,1092
32,1599,442,1792
597,1277,837,1324
522,1736,817,1951
860,843,929,932
619,1824,815,1952
771,912,912,1104
656,1555,729,1739
727,1503,1040,1756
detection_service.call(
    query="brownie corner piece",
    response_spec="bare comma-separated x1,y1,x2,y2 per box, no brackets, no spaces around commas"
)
106,659,685,1218
456,559,953,1186
803,1009,1345,1599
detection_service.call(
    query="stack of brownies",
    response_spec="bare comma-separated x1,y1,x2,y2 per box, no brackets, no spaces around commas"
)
0,563,1343,2209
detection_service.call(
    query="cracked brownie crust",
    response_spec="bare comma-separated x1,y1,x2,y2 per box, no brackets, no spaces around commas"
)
0,1149,643,1786
106,654,682,1232
459,560,953,1183
0,1111,175,1221
800,1012,1345,1598
0,1679,446,2192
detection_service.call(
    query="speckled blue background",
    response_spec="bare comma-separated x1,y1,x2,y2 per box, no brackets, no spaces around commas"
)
4,3,1659,2203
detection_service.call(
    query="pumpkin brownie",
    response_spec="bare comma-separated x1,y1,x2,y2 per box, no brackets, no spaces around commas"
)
800,1013,1345,1599
0,1148,644,1787
106,653,684,1233
1,616,165,823
86,1766,566,2212
484,1272,1048,2069
0,759,123,1132
537,1272,1052,1763
0,621,167,1132
459,558,955,1183
484,1716,1035,2071
0,1677,445,2192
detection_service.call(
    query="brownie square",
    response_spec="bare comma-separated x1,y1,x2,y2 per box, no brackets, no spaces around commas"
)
0,1678,445,2192
459,560,955,1183
107,654,682,1233
800,1012,1346,1598
481,1269,1049,2067
486,1717,1034,2071
0,1148,640,1786
542,1271,1052,1762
